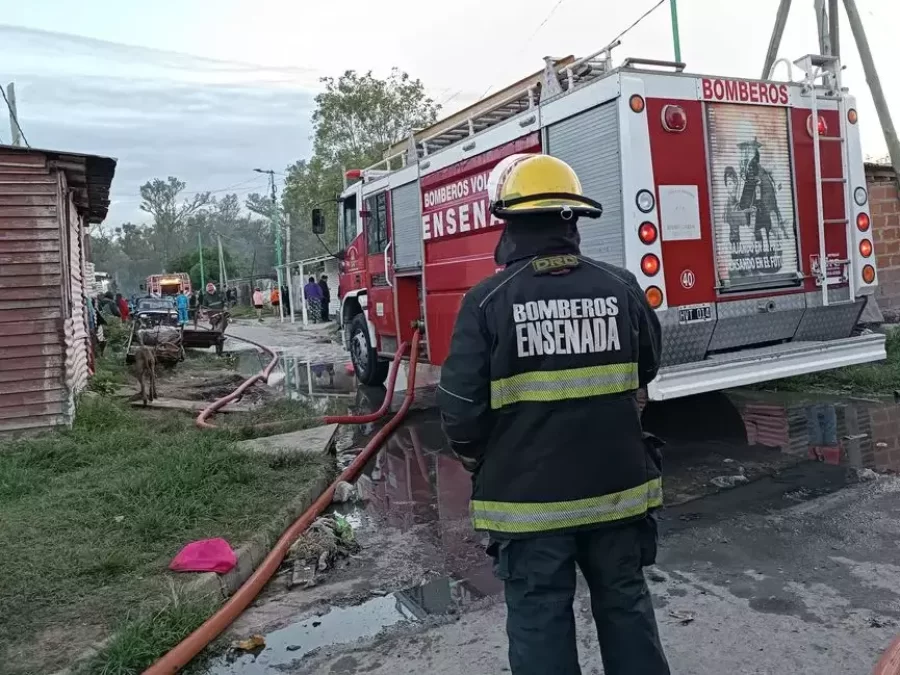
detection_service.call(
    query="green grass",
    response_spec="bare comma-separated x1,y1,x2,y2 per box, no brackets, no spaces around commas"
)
755,330,900,395
77,598,219,675
0,394,333,675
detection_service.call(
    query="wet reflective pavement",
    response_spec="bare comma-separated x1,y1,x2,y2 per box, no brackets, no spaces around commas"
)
205,388,900,674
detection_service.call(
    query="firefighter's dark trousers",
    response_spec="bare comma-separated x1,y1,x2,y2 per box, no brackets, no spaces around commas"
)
489,518,670,675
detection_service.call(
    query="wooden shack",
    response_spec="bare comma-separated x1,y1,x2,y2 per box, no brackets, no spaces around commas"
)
0,145,116,434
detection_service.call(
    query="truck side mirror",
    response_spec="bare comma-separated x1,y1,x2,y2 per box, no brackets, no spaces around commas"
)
311,208,326,234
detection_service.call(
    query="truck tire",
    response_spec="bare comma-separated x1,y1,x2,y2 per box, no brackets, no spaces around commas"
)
349,313,389,387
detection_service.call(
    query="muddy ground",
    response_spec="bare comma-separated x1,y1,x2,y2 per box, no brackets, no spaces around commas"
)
199,390,900,675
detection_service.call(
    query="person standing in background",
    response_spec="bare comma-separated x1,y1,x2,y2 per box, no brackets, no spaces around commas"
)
189,290,199,328
318,275,331,322
270,286,281,316
252,287,265,322
176,290,190,325
115,293,130,321
281,285,291,316
304,276,323,323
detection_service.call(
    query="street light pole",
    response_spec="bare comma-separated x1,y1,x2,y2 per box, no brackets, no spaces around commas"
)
254,168,284,321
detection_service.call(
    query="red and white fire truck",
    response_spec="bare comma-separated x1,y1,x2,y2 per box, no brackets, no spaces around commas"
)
146,273,191,297
313,47,886,400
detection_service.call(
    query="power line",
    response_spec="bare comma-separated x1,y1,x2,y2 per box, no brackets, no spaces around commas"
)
608,0,667,47
0,85,29,148
478,0,571,99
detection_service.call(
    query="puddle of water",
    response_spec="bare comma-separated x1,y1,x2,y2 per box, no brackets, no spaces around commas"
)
205,577,478,674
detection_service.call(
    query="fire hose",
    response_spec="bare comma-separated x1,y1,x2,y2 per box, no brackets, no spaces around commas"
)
146,329,422,673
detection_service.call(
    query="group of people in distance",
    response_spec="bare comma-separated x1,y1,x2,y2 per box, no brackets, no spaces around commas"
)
251,274,331,323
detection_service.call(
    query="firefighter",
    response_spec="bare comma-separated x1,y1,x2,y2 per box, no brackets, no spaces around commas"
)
437,154,668,675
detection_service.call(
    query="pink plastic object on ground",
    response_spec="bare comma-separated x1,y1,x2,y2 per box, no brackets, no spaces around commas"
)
169,538,237,574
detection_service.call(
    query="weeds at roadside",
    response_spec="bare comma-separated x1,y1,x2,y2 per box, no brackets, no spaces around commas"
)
77,597,219,675
755,330,900,395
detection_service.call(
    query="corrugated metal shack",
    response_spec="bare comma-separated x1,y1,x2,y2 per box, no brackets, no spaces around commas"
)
0,145,116,434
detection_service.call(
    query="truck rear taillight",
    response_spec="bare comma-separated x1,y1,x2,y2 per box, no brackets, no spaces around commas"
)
857,213,871,232
863,265,876,284
641,254,660,276
661,105,687,133
645,286,664,309
859,239,873,258
636,190,655,213
854,187,868,206
848,108,858,124
806,114,827,137
638,222,658,244
629,95,645,113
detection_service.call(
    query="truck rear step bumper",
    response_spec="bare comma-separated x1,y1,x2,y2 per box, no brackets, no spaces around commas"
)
647,333,887,401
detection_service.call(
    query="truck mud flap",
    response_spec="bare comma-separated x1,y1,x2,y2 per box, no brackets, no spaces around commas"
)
647,333,886,401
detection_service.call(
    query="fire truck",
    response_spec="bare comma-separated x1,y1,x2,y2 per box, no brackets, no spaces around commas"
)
312,46,886,400
146,272,191,297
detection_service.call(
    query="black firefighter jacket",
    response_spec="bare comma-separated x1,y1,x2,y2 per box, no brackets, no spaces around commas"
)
437,251,663,538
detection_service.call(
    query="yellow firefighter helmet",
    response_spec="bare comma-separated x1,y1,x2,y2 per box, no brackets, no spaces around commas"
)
487,154,603,220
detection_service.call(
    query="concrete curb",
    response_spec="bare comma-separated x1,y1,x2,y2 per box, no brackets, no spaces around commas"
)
180,470,333,602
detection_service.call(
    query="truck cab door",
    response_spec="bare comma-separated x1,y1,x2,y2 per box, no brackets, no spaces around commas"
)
363,190,397,348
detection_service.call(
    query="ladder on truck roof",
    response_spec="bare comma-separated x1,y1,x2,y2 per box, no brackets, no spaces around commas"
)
416,43,620,157
362,41,625,175
793,53,854,307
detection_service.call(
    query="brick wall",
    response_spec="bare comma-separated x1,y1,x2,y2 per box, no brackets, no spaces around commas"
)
868,164,900,314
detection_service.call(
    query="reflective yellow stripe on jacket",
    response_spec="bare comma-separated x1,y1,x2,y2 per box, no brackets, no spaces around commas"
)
489,363,639,410
471,478,662,534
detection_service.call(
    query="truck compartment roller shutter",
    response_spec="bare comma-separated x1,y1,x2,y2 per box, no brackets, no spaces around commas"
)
392,181,423,271
545,100,624,267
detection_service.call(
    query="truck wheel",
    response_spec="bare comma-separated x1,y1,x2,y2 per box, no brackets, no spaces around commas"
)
349,314,389,386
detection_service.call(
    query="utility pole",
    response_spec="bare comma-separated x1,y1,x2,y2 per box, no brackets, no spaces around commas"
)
760,0,900,173
828,0,840,57
197,231,206,290
762,0,793,79
285,217,296,324
217,236,228,287
6,83,21,146
669,0,682,63
843,0,900,173
255,168,284,321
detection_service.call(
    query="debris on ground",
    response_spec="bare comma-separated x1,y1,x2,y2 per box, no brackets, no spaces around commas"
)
332,481,358,503
646,566,668,583
710,467,749,489
856,467,879,481
232,635,266,652
287,515,358,589
669,610,696,625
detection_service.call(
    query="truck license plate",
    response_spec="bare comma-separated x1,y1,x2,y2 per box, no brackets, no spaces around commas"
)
678,304,712,324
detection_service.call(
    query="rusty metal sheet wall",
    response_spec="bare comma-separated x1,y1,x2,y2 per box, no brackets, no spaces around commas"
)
0,150,68,434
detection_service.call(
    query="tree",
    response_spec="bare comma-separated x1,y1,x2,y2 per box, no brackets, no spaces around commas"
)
139,177,211,267
168,247,238,290
311,69,439,167
282,69,440,255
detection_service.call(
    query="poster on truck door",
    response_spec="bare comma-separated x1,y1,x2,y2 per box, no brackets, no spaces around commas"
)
707,103,798,288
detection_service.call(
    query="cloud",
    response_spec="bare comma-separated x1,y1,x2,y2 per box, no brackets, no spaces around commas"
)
0,24,319,224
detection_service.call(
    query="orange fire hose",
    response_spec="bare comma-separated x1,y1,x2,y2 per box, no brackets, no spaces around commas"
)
146,330,422,674
874,636,900,675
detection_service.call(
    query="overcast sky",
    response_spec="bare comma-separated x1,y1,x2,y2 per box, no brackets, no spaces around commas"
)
0,0,895,226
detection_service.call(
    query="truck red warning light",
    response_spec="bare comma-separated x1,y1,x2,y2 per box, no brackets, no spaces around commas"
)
700,78,789,106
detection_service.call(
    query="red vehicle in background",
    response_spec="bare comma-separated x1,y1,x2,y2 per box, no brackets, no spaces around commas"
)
311,45,885,399
146,273,191,298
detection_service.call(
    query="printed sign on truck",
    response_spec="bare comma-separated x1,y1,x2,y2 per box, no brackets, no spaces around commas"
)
422,170,503,241
707,104,799,287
